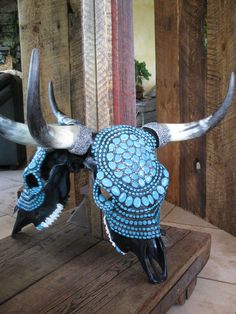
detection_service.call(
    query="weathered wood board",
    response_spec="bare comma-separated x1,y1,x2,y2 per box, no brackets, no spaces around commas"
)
0,208,210,313
112,0,136,126
155,0,207,214
17,0,77,208
206,0,236,236
155,0,236,235
155,0,181,205
179,0,207,218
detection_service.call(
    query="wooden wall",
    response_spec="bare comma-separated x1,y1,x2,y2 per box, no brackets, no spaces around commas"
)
155,0,207,217
206,0,236,235
155,0,236,235
179,0,207,218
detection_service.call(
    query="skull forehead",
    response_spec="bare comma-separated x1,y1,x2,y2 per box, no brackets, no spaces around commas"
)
92,125,170,240
92,125,169,205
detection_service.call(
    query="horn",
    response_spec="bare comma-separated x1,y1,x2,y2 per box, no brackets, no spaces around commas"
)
48,81,79,126
26,49,87,151
0,115,37,146
143,72,235,147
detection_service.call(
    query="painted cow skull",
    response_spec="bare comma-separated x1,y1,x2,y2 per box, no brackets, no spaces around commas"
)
0,49,234,284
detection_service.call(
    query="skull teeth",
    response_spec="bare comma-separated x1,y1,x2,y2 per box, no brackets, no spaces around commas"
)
36,203,64,230
103,216,126,255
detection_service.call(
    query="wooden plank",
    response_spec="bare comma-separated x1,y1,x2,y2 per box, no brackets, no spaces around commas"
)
179,0,207,218
0,225,180,313
95,0,113,130
0,226,210,313
94,0,113,238
67,0,100,237
80,0,98,131
18,0,76,207
112,0,136,126
0,241,135,313
160,201,176,221
68,0,88,207
18,0,71,133
207,0,236,235
79,0,102,238
94,231,210,314
155,0,181,205
0,212,99,304
0,213,70,265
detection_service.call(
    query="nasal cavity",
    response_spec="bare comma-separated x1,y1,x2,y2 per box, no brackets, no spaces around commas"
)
25,173,39,188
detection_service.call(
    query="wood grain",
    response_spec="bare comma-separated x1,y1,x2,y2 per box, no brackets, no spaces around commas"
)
207,0,236,235
95,0,113,130
68,0,88,207
179,0,207,218
0,212,99,304
18,0,76,207
155,0,181,205
18,0,71,130
112,0,136,126
0,224,211,314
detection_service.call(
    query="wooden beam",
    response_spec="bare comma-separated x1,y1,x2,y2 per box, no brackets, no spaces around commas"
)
18,0,76,208
68,0,88,206
207,0,236,235
155,0,207,215
155,0,181,205
112,0,136,126
70,0,114,238
95,0,113,130
18,0,71,125
179,0,207,217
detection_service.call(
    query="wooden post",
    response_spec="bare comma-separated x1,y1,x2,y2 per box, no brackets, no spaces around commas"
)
18,0,71,128
68,0,114,238
179,0,207,217
155,0,207,216
68,0,88,206
207,0,236,235
155,0,181,205
112,0,136,126
18,0,76,208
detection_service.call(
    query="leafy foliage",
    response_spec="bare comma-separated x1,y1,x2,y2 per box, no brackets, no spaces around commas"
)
135,59,151,86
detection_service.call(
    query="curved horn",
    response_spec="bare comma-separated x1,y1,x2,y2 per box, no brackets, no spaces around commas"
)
48,81,78,126
26,49,82,150
0,115,37,146
143,72,235,147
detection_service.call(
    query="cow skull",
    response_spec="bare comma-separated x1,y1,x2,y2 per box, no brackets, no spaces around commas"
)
0,49,234,284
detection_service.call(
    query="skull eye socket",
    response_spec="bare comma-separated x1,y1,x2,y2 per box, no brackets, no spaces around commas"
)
25,174,39,188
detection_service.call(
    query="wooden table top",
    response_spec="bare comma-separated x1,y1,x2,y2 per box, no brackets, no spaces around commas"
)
0,210,210,314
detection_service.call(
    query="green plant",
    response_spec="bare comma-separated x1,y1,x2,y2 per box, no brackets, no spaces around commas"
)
135,59,151,87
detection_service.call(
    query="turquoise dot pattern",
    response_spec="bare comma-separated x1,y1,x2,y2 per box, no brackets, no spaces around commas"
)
17,147,46,211
92,125,169,239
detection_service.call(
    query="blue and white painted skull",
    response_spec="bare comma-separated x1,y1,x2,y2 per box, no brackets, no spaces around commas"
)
0,49,234,283
92,126,168,241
